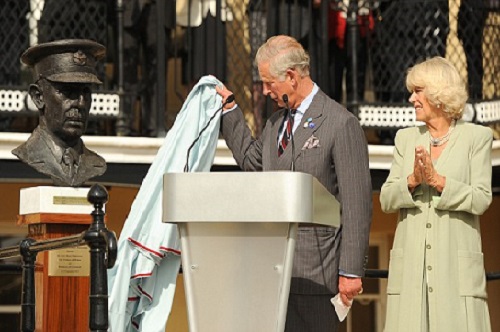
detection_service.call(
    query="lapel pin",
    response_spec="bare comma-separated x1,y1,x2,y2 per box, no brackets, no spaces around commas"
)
304,117,315,128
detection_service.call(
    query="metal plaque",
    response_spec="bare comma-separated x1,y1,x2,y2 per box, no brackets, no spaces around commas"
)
48,245,90,277
53,196,90,206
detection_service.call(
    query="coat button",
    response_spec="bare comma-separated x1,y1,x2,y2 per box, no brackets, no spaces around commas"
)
426,244,431,249
426,223,432,228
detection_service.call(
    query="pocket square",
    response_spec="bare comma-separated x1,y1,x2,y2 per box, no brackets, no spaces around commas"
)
302,135,320,150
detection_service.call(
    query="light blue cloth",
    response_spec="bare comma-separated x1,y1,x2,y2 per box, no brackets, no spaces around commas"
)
107,76,224,331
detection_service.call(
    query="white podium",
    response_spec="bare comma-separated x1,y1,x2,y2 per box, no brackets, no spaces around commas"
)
162,172,340,332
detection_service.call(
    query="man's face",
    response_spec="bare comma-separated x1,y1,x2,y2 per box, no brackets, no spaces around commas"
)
258,62,291,108
41,80,92,140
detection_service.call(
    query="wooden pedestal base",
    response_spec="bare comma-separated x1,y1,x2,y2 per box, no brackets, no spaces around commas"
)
18,213,91,332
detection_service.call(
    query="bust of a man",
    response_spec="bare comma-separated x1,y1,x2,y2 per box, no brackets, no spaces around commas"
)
12,39,107,187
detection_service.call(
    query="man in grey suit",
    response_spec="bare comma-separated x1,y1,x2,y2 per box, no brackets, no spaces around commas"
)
216,35,372,331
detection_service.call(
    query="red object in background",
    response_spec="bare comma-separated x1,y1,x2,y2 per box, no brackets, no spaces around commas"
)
329,9,375,49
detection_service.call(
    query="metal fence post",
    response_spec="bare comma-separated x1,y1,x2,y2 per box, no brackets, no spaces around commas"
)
346,0,360,116
84,184,117,332
115,0,128,136
19,238,36,332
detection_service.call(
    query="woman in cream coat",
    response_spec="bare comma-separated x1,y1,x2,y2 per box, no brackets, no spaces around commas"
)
380,57,493,332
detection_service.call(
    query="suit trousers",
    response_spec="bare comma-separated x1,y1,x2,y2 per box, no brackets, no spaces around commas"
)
285,293,339,332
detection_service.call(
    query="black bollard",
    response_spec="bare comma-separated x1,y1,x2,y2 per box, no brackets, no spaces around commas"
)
19,238,37,332
84,184,117,332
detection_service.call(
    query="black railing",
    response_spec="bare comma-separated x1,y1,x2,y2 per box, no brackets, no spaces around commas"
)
0,184,117,332
0,263,22,274
364,269,500,281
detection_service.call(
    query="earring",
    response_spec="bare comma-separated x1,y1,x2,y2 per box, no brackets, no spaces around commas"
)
436,103,441,109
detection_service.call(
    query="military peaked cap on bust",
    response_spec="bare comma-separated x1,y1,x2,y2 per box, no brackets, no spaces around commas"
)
21,39,106,84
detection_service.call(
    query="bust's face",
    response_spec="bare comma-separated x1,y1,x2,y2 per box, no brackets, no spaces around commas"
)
41,80,92,141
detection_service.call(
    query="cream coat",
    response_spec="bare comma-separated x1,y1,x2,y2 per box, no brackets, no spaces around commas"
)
380,120,493,332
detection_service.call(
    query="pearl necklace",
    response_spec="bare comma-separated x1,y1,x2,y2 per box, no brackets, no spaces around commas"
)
429,120,456,147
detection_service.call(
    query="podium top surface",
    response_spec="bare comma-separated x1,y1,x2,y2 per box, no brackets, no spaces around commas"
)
163,172,340,227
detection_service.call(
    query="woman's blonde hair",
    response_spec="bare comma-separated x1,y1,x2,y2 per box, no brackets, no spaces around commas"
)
406,57,468,120
255,35,310,81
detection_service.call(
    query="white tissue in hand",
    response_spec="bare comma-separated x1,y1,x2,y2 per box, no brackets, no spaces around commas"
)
331,294,352,322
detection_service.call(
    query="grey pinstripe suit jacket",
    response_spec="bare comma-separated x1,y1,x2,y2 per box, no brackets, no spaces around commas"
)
221,89,372,295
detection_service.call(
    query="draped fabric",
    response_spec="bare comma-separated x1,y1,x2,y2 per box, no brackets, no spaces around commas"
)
107,76,225,331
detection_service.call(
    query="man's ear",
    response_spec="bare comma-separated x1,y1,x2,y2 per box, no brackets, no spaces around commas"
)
28,84,44,113
286,68,298,87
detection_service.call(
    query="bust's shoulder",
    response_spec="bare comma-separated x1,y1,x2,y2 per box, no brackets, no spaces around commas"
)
12,134,52,164
81,146,107,168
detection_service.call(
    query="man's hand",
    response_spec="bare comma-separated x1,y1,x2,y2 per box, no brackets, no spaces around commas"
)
215,85,236,110
338,276,363,306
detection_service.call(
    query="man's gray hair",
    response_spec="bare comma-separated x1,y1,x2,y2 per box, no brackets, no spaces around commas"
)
255,35,310,81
